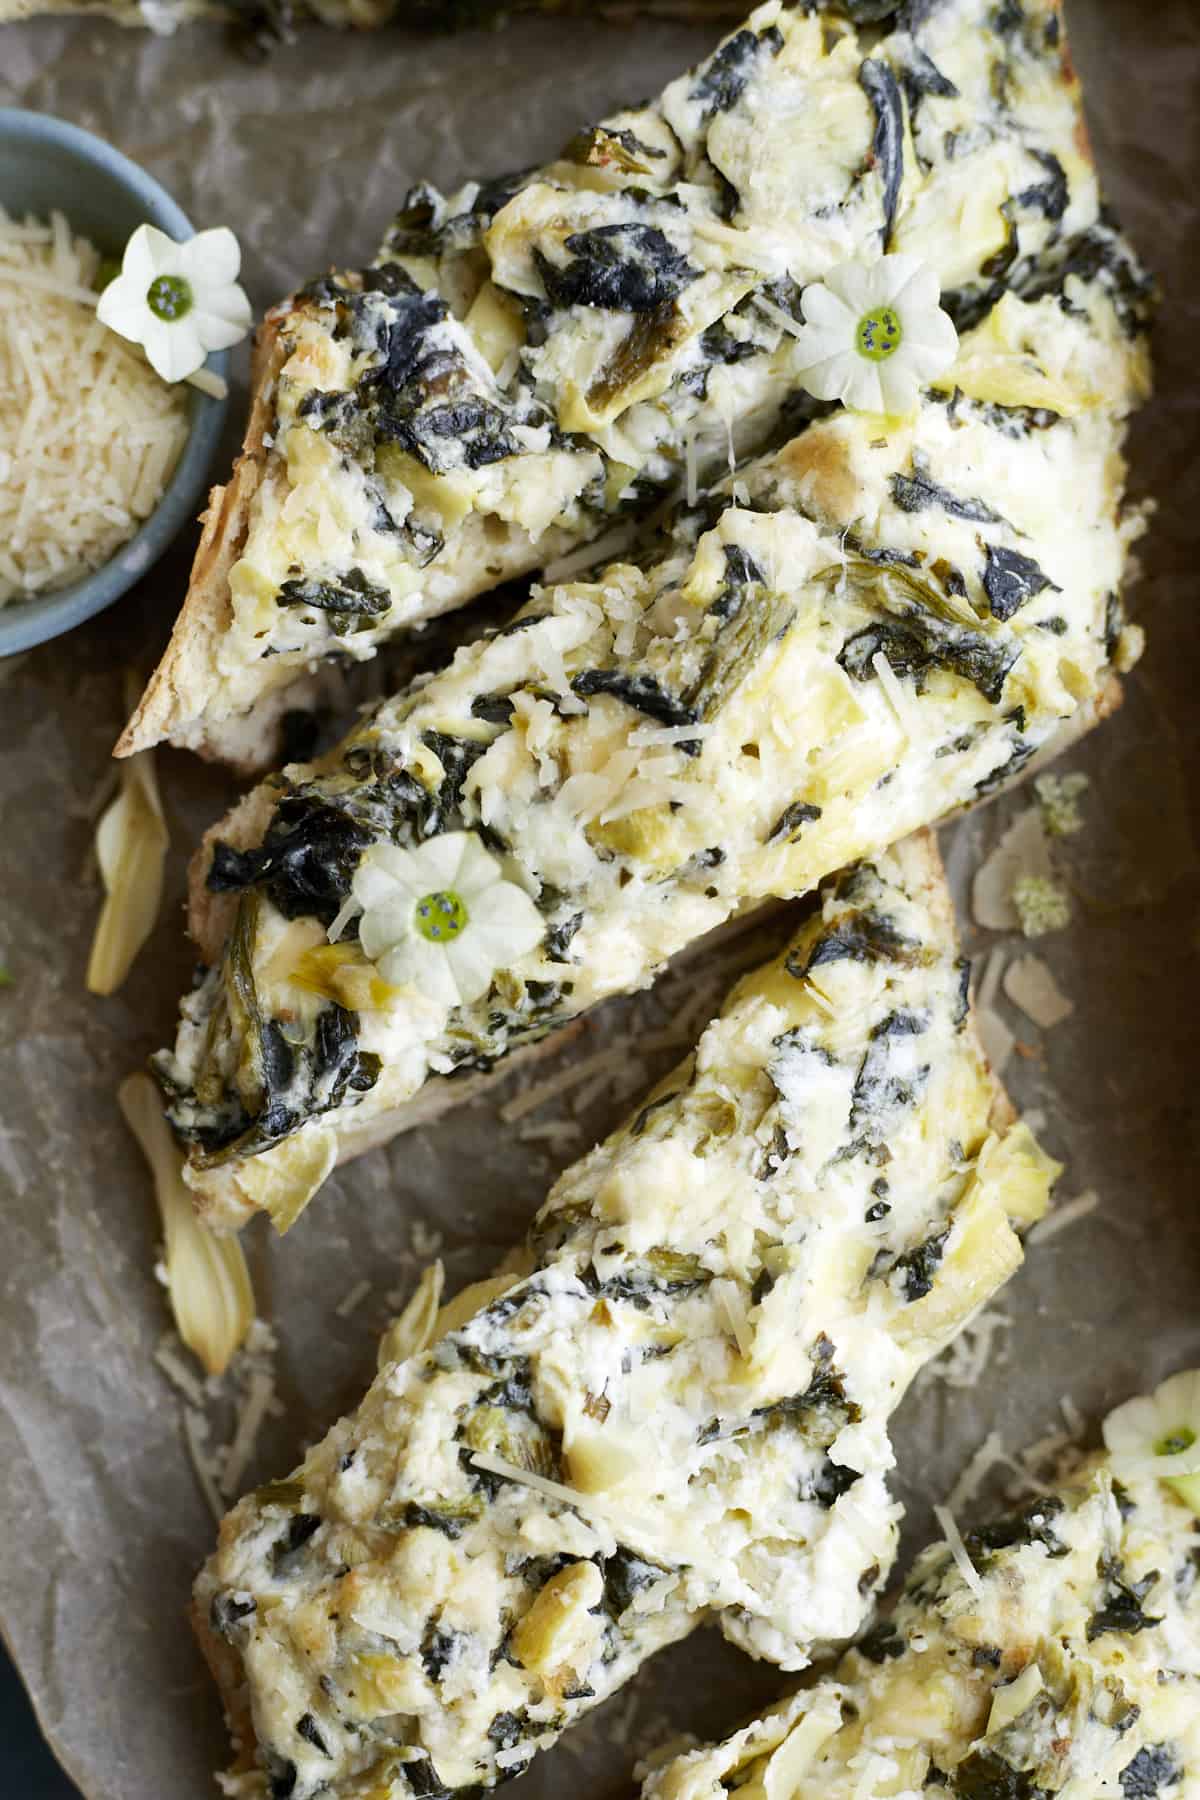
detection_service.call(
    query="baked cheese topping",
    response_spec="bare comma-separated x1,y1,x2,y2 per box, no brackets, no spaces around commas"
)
129,0,1106,751
197,837,1056,1800
642,1420,1200,1800
157,259,1147,1232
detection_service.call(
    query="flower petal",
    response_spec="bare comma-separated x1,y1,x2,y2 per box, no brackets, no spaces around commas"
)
1103,1393,1160,1458
359,897,416,963
191,303,254,354
878,254,936,310
466,880,546,962
177,226,242,290
820,260,874,314
794,348,857,403
798,281,856,332
408,832,471,891
454,831,505,900
840,359,886,413
380,938,460,1008
140,315,205,383
876,355,920,416
443,930,502,1005
119,224,161,292
96,273,148,343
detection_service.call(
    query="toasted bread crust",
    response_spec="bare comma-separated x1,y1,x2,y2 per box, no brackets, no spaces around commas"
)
115,316,289,772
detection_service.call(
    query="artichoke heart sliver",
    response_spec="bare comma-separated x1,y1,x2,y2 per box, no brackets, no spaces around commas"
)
118,1074,254,1377
195,832,1055,1800
642,1394,1200,1800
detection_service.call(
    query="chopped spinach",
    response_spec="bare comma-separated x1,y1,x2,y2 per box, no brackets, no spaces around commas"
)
206,795,372,927
890,452,1004,524
689,24,783,117
545,912,583,962
855,1619,905,1663
571,668,699,747
788,907,932,979
1120,1747,1182,1800
1014,149,1069,222
767,800,823,844
600,1547,666,1618
803,1456,861,1507
277,568,391,635
827,560,1018,704
296,1715,330,1756
859,59,905,245
537,223,697,314
1087,1557,1163,1641
982,545,1060,620
421,1624,463,1683
951,1749,1044,1800
887,1226,949,1302
964,1495,1066,1564
849,1007,931,1140
401,1498,485,1540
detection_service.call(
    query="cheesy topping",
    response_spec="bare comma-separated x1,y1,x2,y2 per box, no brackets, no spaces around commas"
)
158,255,1148,1232
197,837,1056,1800
131,0,1109,752
643,1425,1200,1800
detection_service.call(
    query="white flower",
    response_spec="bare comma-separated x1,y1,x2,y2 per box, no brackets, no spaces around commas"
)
345,832,545,1009
791,254,958,416
97,224,251,383
1103,1368,1200,1511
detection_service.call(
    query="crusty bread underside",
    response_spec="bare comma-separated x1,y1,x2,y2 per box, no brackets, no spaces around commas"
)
115,317,289,772
188,825,1016,1780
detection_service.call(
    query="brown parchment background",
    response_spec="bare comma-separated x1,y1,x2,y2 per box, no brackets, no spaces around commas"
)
1,4,1199,1795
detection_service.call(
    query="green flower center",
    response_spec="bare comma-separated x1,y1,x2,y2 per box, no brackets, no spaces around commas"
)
414,889,469,944
855,305,903,363
1154,1425,1197,1458
146,274,193,322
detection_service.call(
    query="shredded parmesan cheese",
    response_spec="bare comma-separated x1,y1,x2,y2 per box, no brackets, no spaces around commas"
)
0,207,190,605
1028,1188,1099,1245
933,1502,983,1595
871,650,916,737
946,1429,1007,1512
183,1408,224,1524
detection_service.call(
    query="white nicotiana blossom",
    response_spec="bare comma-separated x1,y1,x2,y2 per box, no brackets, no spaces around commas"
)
792,254,958,416
97,224,251,383
341,832,545,1009
1103,1368,1200,1510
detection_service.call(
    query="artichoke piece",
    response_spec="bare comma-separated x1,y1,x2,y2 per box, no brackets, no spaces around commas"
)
685,588,797,721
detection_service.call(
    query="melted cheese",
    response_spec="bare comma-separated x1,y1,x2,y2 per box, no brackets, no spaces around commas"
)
644,1444,1200,1800
160,262,1146,1231
197,836,1057,1800
131,0,1112,749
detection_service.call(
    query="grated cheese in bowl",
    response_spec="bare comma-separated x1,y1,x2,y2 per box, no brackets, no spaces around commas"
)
0,206,190,607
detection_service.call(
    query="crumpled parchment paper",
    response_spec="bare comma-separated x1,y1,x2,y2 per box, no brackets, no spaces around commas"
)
1,3,1199,1796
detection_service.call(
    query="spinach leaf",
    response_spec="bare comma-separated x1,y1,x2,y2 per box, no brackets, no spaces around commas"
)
1120,1748,1182,1800
1088,1557,1163,1641
951,1750,1045,1800
277,567,391,635
859,59,905,246
890,452,1004,524
207,796,372,927
982,545,1060,620
571,668,700,746
855,1619,905,1662
1014,149,1069,222
689,24,784,117
850,1007,931,1139
767,800,823,844
789,908,932,979
537,224,698,314
826,560,1019,705
964,1495,1066,1563
888,1226,949,1301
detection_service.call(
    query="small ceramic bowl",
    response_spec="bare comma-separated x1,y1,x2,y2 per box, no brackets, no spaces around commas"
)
0,109,231,657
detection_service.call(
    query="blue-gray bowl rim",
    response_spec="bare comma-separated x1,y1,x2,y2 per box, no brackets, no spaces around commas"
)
0,107,231,658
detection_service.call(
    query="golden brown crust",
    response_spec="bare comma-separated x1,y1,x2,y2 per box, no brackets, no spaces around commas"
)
115,316,289,771
191,1592,259,1780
